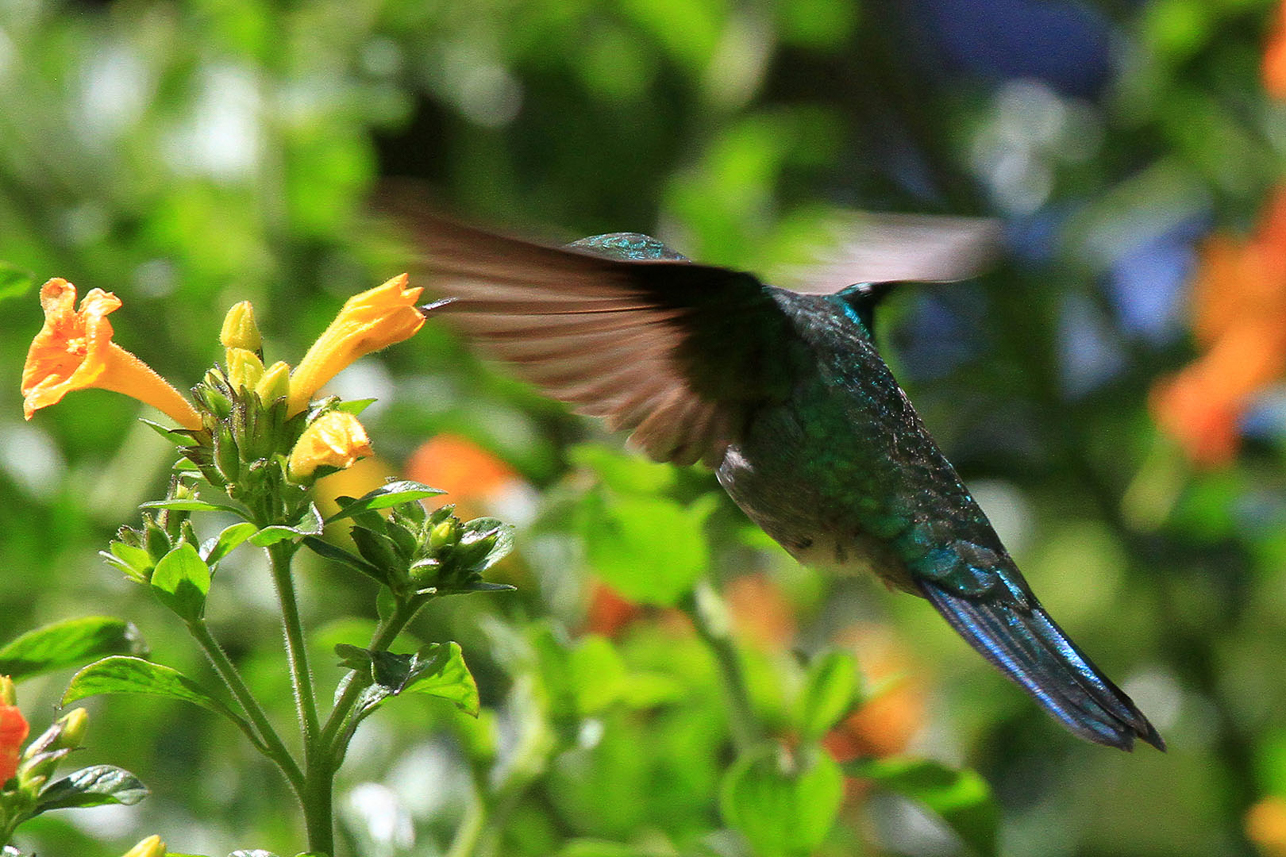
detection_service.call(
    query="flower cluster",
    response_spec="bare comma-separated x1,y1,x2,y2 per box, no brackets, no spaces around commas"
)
21,274,424,503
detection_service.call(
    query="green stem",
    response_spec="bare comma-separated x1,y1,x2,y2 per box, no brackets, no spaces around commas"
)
681,579,764,751
266,540,331,853
187,617,304,792
319,594,429,765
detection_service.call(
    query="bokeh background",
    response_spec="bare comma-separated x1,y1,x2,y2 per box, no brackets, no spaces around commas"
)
3,0,1286,854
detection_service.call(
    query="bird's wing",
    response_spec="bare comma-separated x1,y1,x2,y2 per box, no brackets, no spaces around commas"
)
389,206,797,468
771,212,1002,294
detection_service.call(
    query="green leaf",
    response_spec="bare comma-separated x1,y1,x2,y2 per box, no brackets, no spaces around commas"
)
139,418,197,444
720,745,844,857
333,398,377,415
62,657,242,724
401,642,480,715
325,480,446,524
578,490,714,606
203,522,259,565
228,852,280,857
102,542,155,583
139,498,243,514
0,261,34,302
569,445,677,494
250,505,323,546
846,757,998,856
0,617,147,680
796,650,859,741
34,765,149,813
150,543,211,622
340,641,480,717
301,535,390,586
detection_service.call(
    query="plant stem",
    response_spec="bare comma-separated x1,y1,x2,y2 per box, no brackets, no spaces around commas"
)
266,539,331,854
681,579,764,751
187,617,303,792
319,594,428,765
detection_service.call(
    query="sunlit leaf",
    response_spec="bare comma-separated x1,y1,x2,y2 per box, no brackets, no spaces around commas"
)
325,480,446,524
0,617,146,680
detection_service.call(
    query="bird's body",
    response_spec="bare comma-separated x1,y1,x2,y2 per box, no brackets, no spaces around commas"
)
400,212,1163,752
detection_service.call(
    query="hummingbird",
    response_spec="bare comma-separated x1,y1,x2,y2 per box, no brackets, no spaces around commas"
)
396,207,1164,752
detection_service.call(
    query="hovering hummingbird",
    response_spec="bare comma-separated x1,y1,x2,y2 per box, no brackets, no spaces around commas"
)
395,206,1164,752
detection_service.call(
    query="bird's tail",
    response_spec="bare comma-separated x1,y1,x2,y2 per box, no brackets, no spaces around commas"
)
918,579,1165,751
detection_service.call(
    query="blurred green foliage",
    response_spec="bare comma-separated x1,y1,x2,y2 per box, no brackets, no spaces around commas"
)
3,0,1286,854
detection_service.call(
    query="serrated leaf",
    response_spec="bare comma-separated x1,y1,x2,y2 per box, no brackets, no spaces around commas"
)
139,498,243,514
203,522,259,565
63,657,243,725
797,650,859,741
301,535,390,586
325,480,446,523
150,543,211,622
0,617,146,680
720,745,843,857
34,765,148,813
846,757,998,856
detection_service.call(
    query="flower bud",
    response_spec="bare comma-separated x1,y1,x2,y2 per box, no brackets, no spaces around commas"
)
52,708,88,753
255,360,291,404
220,300,261,353
429,518,461,551
122,835,167,857
286,411,373,482
225,347,265,392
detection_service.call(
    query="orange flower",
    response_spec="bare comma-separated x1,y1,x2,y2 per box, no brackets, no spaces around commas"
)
726,572,796,650
0,701,28,784
287,274,424,415
21,279,201,430
1267,1,1286,100
1151,189,1286,466
585,581,644,636
404,434,526,519
822,624,926,761
287,411,375,482
1247,796,1286,857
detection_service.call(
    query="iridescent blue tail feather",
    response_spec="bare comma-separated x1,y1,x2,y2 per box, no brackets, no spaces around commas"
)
919,580,1165,751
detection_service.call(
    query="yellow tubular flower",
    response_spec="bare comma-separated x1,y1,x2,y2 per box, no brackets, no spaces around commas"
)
22,279,202,430
287,411,374,482
287,274,424,415
121,835,166,857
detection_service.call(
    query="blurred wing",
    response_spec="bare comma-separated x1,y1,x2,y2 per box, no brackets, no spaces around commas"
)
773,212,1003,294
388,205,796,468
